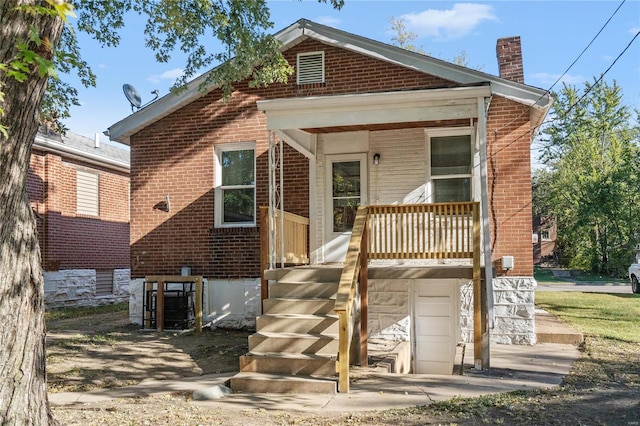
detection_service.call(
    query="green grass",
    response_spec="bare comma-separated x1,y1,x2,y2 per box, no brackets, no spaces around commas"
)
533,267,565,283
45,302,128,322
535,291,640,343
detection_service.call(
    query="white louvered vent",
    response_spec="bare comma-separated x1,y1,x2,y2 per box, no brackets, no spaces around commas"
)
297,52,324,85
76,169,99,216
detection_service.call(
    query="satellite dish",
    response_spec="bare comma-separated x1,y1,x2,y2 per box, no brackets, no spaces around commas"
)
122,84,160,113
123,84,142,112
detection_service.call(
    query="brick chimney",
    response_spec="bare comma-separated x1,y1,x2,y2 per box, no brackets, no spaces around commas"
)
496,36,524,84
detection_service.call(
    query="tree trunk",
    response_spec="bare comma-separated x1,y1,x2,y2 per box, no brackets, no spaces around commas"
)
0,2,63,425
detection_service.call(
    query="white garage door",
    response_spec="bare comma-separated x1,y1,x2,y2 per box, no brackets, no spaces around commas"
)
413,279,460,374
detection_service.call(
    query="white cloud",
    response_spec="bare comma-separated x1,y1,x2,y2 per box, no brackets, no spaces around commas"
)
530,72,587,88
315,16,341,28
401,3,497,40
147,68,184,84
630,26,640,35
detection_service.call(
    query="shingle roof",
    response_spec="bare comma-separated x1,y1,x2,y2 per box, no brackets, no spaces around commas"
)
35,127,130,172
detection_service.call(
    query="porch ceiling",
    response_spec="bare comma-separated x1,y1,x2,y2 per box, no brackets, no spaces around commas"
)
257,86,491,131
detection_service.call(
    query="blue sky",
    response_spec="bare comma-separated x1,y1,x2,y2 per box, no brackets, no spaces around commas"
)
62,0,640,147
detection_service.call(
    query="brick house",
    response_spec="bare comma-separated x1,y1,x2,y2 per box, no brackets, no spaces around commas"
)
108,20,552,390
28,128,130,307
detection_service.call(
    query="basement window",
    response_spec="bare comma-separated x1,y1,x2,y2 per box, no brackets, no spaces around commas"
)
297,52,324,85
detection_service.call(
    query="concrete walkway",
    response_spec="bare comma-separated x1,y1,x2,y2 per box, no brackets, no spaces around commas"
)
49,317,582,412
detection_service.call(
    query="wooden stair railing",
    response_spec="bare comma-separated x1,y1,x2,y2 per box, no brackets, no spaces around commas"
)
334,202,484,393
334,206,369,393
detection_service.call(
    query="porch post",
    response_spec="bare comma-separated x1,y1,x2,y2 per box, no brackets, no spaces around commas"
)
476,96,492,369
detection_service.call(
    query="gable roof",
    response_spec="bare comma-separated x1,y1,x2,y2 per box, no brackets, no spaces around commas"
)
35,128,129,173
108,18,552,144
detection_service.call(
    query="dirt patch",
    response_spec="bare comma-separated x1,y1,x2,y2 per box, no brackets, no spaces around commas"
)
47,309,640,425
46,310,249,393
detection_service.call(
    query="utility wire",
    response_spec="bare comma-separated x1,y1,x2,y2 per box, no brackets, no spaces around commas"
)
536,29,640,131
494,0,627,134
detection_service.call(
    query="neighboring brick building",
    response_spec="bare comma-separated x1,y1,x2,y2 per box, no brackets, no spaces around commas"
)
108,20,552,349
28,128,130,307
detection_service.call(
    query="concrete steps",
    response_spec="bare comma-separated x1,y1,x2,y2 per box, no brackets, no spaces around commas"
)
230,267,342,394
230,372,337,394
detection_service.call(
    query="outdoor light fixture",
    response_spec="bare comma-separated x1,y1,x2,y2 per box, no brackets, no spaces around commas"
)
373,153,380,165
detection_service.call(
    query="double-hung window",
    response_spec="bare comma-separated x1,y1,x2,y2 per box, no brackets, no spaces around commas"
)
426,129,473,203
215,143,256,227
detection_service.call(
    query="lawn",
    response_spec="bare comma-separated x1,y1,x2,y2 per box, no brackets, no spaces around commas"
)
535,291,640,342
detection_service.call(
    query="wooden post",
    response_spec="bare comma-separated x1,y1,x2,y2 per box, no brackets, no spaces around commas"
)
359,219,368,366
195,276,203,333
259,206,269,314
472,203,486,369
157,278,165,332
337,310,349,393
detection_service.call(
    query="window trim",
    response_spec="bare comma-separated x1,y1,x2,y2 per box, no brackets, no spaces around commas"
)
425,127,474,203
214,142,256,228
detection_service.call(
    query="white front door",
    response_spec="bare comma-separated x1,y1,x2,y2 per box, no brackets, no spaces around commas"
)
324,154,368,263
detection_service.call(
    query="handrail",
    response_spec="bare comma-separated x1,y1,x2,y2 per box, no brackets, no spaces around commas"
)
259,206,310,309
333,202,482,393
334,206,368,393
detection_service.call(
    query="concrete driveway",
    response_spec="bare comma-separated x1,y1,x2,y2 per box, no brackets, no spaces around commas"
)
536,281,632,294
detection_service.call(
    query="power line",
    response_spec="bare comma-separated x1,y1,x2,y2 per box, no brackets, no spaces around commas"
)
536,29,640,131
495,0,627,134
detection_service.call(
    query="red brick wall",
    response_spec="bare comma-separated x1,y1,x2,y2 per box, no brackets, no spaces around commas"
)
486,97,533,276
27,149,130,271
129,38,534,278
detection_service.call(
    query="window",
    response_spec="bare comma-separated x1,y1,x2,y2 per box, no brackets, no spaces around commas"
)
215,143,256,227
426,130,473,203
76,169,99,216
297,52,324,84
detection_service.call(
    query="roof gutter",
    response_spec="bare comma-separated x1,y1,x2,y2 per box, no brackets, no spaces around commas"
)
34,135,130,174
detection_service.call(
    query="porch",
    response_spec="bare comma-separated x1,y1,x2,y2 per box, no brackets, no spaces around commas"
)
230,202,490,394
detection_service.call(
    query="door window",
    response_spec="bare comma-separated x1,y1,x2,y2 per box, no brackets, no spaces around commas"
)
331,160,362,233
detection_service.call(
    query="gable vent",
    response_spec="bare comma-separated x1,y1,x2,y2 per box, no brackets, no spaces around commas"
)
297,52,324,85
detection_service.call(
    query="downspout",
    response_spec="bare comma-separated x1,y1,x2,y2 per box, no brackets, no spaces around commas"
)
478,96,495,330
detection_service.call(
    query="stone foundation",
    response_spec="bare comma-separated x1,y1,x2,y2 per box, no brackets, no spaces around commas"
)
44,269,130,308
460,276,537,345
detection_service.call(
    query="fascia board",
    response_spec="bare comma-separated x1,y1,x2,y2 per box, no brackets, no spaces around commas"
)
258,86,492,112
34,135,130,174
258,86,491,130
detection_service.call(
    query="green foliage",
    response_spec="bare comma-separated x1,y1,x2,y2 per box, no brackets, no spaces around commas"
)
3,0,344,138
535,80,640,276
390,16,424,54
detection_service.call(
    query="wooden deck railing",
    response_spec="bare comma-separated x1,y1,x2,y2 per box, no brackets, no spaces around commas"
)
335,202,482,393
259,206,310,303
367,203,476,259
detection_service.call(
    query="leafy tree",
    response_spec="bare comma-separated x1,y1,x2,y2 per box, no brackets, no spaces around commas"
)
535,80,640,276
0,0,342,423
389,17,473,68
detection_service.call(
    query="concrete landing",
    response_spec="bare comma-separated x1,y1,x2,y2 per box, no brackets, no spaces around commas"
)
535,308,584,344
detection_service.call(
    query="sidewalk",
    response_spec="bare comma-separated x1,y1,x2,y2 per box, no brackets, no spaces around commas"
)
50,339,580,412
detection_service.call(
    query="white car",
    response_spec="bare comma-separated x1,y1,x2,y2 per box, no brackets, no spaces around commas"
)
628,262,640,294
